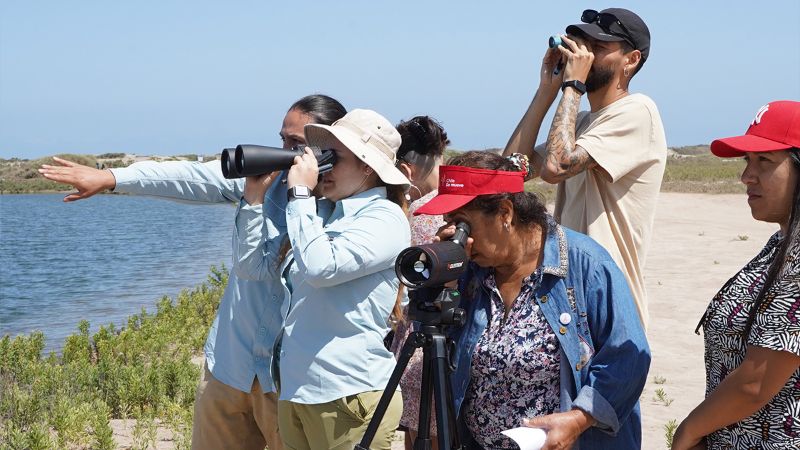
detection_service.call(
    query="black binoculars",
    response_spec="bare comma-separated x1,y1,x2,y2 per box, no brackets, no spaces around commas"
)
220,145,337,179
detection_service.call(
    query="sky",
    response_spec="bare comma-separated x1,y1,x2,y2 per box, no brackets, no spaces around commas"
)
1,1,799,160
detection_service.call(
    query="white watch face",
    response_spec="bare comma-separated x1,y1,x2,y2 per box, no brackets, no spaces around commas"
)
292,185,311,198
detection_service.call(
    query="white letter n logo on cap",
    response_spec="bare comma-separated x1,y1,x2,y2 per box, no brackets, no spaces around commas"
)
752,104,769,126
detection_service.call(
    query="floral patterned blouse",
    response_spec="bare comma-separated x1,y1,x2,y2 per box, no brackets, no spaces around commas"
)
701,232,800,449
463,269,561,449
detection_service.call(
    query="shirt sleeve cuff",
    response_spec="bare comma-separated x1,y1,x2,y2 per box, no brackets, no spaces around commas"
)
572,384,620,435
286,196,318,218
108,167,132,189
237,198,264,220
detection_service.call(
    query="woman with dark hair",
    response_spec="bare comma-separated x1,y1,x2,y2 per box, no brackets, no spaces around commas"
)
390,115,449,449
673,101,800,450
39,94,347,450
235,109,410,450
414,151,650,450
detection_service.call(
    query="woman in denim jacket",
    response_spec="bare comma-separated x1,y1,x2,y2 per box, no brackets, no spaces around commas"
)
414,151,650,450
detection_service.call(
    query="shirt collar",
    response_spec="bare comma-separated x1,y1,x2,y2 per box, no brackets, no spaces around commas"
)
329,186,389,219
540,217,568,278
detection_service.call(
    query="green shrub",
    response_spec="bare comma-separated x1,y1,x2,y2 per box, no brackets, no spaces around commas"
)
0,266,228,448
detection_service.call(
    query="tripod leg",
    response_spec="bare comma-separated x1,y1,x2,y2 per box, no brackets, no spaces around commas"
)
430,334,454,450
414,340,434,450
414,331,462,450
355,331,424,450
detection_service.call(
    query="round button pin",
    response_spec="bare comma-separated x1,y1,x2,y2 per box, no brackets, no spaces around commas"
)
560,313,572,325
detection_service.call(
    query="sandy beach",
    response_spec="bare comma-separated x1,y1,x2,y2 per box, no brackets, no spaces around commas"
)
109,191,776,450
640,192,776,449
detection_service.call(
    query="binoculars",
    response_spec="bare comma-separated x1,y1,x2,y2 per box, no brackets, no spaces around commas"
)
549,35,567,49
548,35,568,75
220,145,337,179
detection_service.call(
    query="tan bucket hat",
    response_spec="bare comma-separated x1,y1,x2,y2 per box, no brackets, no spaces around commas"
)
304,109,410,186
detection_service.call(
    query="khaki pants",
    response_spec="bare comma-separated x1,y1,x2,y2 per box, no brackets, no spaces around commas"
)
191,363,284,450
278,390,402,450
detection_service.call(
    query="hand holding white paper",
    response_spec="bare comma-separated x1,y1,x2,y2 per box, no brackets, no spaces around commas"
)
501,427,547,450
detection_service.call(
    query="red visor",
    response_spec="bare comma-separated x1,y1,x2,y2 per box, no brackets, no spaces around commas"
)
413,165,525,216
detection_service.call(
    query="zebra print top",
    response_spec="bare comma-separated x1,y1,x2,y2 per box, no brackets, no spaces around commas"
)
701,231,800,449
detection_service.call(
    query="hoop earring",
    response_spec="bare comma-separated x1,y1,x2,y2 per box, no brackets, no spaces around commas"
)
405,184,422,202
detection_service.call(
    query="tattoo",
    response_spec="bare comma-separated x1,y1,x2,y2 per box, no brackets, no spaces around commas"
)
544,89,597,183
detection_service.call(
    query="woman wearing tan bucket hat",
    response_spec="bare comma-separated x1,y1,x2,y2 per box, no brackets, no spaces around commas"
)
673,100,800,450
234,109,410,450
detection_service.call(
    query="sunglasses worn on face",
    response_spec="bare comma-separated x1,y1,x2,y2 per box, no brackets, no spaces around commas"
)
581,9,636,49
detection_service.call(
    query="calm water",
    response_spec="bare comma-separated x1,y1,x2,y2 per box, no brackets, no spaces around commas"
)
0,193,235,352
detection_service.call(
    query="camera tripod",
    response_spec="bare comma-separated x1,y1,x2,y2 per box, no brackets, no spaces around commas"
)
356,287,465,450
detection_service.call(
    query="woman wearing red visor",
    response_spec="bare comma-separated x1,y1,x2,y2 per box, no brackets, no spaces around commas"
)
414,151,650,450
674,100,800,450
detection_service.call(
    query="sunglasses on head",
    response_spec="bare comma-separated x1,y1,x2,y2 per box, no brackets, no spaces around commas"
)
581,9,636,49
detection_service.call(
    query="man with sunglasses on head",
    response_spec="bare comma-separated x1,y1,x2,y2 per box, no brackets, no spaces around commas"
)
504,7,666,330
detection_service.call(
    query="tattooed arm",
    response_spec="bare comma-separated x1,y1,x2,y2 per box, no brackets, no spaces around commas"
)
540,88,599,184
503,48,563,180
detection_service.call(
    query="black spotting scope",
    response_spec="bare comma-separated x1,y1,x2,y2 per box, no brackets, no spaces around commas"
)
395,222,471,288
221,145,337,179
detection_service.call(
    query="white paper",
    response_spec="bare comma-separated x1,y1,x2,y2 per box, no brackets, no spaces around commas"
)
501,427,547,450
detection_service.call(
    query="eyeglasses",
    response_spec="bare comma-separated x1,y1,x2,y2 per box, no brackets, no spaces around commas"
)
580,9,636,49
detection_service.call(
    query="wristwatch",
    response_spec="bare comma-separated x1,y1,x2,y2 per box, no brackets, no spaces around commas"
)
561,80,587,95
288,185,312,200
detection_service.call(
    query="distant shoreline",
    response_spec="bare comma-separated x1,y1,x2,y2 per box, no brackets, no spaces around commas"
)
0,190,126,195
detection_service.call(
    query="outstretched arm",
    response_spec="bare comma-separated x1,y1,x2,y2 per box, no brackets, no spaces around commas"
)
40,157,245,203
39,157,116,202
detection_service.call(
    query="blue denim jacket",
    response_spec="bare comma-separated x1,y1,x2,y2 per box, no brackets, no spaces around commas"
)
450,221,650,450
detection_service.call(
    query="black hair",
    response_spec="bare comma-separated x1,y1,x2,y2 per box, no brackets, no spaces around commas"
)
446,151,549,230
395,116,450,180
288,94,346,126
743,148,800,339
276,94,347,267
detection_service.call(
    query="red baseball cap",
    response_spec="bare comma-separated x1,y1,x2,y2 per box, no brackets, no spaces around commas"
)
711,101,800,157
413,165,525,216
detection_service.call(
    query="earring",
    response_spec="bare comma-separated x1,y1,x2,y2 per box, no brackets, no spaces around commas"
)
623,67,630,78
405,184,422,202
503,222,510,231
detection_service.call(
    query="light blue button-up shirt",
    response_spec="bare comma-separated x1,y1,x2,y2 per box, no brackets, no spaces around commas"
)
234,187,410,404
111,160,304,393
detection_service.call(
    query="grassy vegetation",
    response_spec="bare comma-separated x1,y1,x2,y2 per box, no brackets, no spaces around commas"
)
662,152,745,194
0,266,227,449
